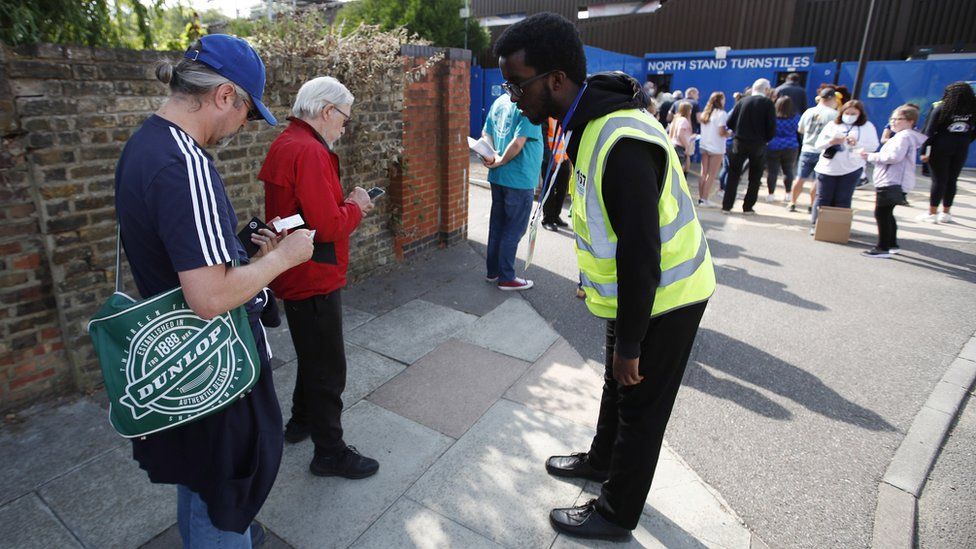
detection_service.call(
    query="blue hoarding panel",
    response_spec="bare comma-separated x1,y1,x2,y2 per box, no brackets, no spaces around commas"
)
839,60,976,167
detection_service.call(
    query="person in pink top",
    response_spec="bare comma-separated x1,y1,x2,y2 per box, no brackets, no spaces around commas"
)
859,105,927,258
668,101,694,174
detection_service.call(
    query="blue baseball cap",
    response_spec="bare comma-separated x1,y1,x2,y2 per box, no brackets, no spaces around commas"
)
184,34,277,126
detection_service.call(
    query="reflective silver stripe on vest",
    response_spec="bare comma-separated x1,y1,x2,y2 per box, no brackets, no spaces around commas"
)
580,271,618,297
660,232,709,286
581,115,697,260
580,232,709,298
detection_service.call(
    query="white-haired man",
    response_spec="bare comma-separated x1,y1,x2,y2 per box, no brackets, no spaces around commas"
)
722,78,776,214
259,76,379,479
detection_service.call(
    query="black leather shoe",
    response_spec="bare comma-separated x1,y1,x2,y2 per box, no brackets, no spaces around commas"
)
553,217,569,228
549,499,632,541
546,452,609,482
542,221,558,232
283,421,310,444
310,445,379,479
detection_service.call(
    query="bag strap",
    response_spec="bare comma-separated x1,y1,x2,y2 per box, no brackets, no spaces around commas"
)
115,224,123,293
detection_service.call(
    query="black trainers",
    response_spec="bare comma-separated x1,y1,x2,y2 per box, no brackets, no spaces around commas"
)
542,221,558,232
553,217,569,228
284,422,310,444
545,452,609,482
862,248,892,259
310,445,379,479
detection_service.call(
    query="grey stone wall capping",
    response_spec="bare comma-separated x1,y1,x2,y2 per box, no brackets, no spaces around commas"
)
400,43,472,62
871,333,976,549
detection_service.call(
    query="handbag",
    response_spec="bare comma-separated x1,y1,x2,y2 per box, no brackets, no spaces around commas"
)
87,227,261,438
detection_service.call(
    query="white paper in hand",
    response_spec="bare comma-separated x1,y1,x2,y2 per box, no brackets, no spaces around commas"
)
273,214,304,232
467,136,497,160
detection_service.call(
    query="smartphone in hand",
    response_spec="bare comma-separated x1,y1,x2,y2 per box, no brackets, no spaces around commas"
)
367,187,386,201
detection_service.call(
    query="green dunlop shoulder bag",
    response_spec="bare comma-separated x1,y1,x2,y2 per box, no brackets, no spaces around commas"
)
87,228,261,438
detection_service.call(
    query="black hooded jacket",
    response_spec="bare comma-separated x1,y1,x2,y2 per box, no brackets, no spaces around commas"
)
565,72,668,359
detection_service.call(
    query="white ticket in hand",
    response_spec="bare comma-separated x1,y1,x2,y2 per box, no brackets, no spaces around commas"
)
273,214,304,232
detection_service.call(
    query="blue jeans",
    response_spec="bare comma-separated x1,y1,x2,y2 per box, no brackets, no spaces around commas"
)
811,168,862,226
486,184,533,282
177,485,251,549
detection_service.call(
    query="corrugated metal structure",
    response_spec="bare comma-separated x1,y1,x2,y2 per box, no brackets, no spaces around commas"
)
471,0,976,66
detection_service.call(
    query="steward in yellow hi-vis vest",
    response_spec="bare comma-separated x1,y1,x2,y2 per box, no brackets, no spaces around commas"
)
495,14,717,537
571,109,716,318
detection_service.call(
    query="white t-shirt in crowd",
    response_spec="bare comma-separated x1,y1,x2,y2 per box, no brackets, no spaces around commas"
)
814,120,880,176
699,109,728,154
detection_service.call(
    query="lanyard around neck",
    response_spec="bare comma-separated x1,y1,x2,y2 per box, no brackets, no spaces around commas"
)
539,82,588,201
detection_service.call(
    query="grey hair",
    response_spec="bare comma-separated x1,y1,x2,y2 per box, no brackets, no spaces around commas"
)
752,78,771,93
156,49,251,107
291,76,354,120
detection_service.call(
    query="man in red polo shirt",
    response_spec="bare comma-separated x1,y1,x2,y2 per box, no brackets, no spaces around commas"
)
259,76,378,479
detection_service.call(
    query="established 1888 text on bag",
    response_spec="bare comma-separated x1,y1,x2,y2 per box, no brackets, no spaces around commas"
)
87,229,261,438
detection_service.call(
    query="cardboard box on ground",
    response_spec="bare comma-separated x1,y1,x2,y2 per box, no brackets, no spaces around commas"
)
815,206,854,244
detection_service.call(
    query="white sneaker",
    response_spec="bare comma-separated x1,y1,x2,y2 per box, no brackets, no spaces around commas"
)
809,227,815,236
937,212,953,223
916,213,938,223
888,247,901,254
699,199,718,208
764,194,775,202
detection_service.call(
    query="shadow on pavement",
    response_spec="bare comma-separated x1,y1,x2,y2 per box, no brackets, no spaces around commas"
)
690,329,896,431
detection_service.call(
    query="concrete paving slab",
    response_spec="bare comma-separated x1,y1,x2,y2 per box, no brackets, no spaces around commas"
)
0,494,82,549
645,480,751,549
350,497,504,549
504,338,602,429
883,406,954,496
870,483,914,549
458,297,560,362
38,447,174,549
270,342,404,417
420,266,514,317
344,245,484,315
264,306,377,368
368,339,531,438
407,399,592,548
648,445,706,495
258,401,453,549
553,485,714,549
141,523,292,549
346,300,478,364
0,399,122,506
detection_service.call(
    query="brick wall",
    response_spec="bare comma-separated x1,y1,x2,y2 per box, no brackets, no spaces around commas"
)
0,43,470,411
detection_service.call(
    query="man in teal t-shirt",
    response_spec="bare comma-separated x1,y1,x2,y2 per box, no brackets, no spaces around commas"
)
482,93,543,290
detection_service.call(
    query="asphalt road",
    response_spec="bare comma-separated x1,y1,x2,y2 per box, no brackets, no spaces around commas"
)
467,159,976,548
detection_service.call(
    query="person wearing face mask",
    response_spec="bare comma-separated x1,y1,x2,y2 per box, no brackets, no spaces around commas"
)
115,35,314,547
858,105,927,258
810,100,879,232
259,76,380,479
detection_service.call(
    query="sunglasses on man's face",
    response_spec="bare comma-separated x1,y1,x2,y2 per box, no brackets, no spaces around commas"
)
501,71,555,100
238,93,262,122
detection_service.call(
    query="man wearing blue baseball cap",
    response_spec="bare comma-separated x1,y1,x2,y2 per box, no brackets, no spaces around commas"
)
115,34,313,547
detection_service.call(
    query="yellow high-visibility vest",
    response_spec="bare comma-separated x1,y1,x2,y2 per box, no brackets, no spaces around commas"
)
570,108,716,319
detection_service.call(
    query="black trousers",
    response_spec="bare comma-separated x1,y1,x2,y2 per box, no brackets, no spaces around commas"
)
875,186,902,251
765,147,798,194
589,301,708,529
723,139,767,212
283,291,347,455
928,141,969,208
542,160,570,223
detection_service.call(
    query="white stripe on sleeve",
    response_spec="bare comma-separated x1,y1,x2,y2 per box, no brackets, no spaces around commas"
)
168,126,215,266
178,131,230,264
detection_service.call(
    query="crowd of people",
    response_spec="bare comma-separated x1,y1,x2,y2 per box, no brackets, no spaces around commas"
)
641,74,975,257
